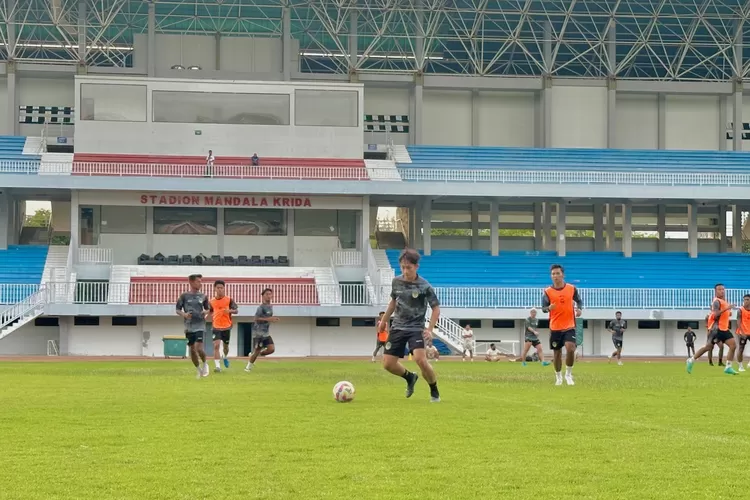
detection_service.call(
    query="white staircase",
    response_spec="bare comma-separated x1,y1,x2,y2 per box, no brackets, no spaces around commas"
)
371,249,395,280
108,266,132,304
0,289,47,341
390,145,412,164
23,136,44,155
41,246,69,284
365,159,402,181
39,153,73,175
314,267,341,306
428,316,465,353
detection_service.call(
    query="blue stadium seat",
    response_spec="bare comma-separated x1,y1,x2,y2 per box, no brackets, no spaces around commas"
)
0,136,41,174
399,145,750,174
385,249,750,289
0,245,48,303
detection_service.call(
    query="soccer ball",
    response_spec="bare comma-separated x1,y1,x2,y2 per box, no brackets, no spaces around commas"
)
333,381,355,402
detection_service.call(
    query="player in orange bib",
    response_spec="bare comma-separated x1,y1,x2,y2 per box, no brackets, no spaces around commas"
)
372,311,389,362
541,264,582,386
735,294,750,372
208,280,238,373
687,283,737,375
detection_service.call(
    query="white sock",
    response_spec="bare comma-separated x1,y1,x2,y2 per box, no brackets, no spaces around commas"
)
246,361,253,368
555,371,562,379
565,366,572,377
215,359,221,368
727,361,733,368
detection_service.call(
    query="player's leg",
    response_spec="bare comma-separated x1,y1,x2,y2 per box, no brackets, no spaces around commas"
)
412,347,440,402
563,331,576,385
372,341,383,362
721,334,738,374
187,334,202,379
222,331,231,368
521,341,532,366
550,331,564,385
534,342,549,366
195,333,209,376
382,332,419,398
687,340,714,373
213,334,223,372
718,341,725,366
738,336,747,371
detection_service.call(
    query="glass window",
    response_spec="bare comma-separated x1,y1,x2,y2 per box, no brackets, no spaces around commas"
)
100,206,146,234
337,210,357,249
152,91,290,125
224,208,286,236
295,89,358,127
80,84,147,122
153,207,217,235
294,210,338,237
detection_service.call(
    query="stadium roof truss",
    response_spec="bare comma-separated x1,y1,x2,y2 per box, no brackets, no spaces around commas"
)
1,0,750,81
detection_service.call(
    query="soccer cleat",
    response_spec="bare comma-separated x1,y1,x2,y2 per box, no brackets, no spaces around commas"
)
214,367,221,373
740,365,746,372
555,378,563,386
719,362,725,367
244,364,253,372
223,358,230,369
196,368,202,380
542,361,550,367
405,372,419,398
686,358,694,374
565,374,575,386
430,396,441,403
724,366,739,375
371,357,376,362
522,361,527,367
608,355,613,363
201,364,210,377
617,361,623,366
709,362,714,366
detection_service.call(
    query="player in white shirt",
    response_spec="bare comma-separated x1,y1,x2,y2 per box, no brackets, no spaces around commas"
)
426,344,440,362
485,343,502,362
462,324,475,361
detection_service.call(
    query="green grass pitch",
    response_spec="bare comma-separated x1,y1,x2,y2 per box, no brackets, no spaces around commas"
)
0,358,748,500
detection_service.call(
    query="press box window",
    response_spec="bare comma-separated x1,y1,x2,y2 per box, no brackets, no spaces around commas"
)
637,321,661,329
492,320,515,329
457,319,481,329
352,318,376,327
74,316,100,326
112,316,138,327
316,317,340,327
677,321,699,330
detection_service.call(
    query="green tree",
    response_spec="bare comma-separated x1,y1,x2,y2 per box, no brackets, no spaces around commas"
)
25,208,51,227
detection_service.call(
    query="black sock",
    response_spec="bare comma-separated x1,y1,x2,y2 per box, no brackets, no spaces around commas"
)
401,370,412,381
429,382,439,395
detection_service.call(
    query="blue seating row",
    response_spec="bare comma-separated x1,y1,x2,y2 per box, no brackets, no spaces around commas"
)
0,136,41,173
0,245,48,304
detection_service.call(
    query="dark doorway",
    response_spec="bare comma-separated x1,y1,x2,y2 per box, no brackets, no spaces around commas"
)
239,323,254,356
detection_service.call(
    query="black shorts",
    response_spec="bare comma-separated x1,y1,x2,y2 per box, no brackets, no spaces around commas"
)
716,330,733,343
254,335,274,349
612,338,623,349
686,342,695,348
549,329,576,350
708,331,718,344
383,329,425,358
185,331,205,346
212,329,231,344
525,338,540,347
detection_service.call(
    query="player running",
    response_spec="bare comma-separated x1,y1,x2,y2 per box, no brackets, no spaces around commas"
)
378,248,441,403
521,308,549,367
735,294,750,372
541,264,582,386
462,324,475,362
687,284,738,375
245,288,278,372
209,280,238,373
683,326,696,357
175,274,211,379
607,311,627,365
372,311,388,362
705,313,725,366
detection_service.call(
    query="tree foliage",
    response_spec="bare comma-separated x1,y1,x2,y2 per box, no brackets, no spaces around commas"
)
25,209,51,228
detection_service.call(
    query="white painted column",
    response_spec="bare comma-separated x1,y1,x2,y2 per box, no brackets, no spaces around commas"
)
606,82,616,148
282,7,292,80
471,90,480,146
286,209,295,265
470,202,479,250
0,192,10,249
6,69,17,136
657,94,666,150
556,202,566,257
361,196,370,269
78,0,87,64
657,204,666,252
733,205,743,253
593,203,604,251
622,203,632,258
217,208,225,257
145,207,154,256
70,190,80,265
490,200,499,256
348,11,357,71
687,202,698,258
414,203,422,250
733,86,744,152
413,79,424,144
718,205,728,253
606,204,616,250
533,202,543,250
543,202,553,250
422,198,432,256
719,96,728,151
147,1,156,77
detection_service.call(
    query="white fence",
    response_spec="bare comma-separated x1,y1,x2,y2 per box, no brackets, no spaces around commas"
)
331,250,362,267
78,246,113,264
0,282,741,309
4,160,750,186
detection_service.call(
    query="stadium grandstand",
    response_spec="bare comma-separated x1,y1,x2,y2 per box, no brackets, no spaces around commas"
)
0,0,749,363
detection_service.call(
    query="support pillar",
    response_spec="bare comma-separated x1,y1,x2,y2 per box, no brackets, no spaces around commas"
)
539,82,553,148
593,203,604,251
217,208,225,257
471,90,480,146
70,190,80,265
556,202,566,257
622,203,632,257
687,202,698,258
533,202,543,250
734,20,744,152
470,202,479,250
422,198,432,256
77,0,87,64
657,94,666,149
361,196,370,269
411,79,424,144
286,210,295,265
215,33,222,71
733,205,743,252
733,86,744,152
147,1,156,77
6,68,17,136
718,205,728,253
543,202,553,250
657,204,666,252
606,82,616,148
408,206,416,247
0,192,11,250
348,11,357,72
606,204,616,250
719,96,728,151
414,203,423,250
490,200,499,256
281,7,292,80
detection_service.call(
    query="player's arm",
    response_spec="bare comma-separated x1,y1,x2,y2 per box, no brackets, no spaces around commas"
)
228,299,238,315
175,294,190,319
572,287,583,316
737,310,744,335
202,297,210,312
607,321,614,334
540,291,552,313
425,285,441,334
379,299,396,332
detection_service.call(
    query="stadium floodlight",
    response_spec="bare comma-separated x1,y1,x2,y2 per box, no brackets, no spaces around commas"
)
187,65,202,71
171,64,185,70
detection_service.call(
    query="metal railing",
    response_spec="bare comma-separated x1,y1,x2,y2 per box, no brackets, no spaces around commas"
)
331,250,363,267
78,246,113,264
4,159,750,186
0,287,47,331
1,282,736,309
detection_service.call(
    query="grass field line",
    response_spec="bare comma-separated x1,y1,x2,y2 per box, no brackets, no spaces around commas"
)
474,388,744,445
